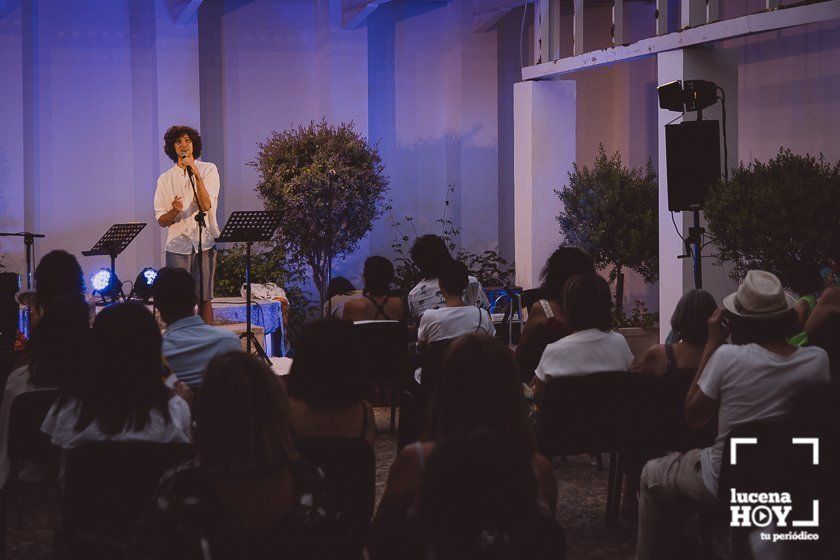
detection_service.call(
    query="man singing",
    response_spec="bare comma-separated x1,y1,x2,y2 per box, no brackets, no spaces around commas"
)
154,125,220,325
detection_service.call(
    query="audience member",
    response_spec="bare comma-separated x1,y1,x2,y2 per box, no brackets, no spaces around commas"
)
24,250,87,331
417,260,494,347
786,260,823,346
323,276,362,319
0,294,89,488
343,256,404,322
533,273,633,401
516,247,594,382
806,236,840,374
155,267,241,390
286,318,374,445
370,333,557,559
407,235,489,320
41,302,191,450
637,270,830,559
636,289,717,376
418,429,565,560
0,294,18,353
135,351,337,559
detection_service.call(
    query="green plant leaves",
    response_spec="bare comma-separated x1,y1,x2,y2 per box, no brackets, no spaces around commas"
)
704,149,840,283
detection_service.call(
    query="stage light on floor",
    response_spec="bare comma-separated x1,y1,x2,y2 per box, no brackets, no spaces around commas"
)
133,267,158,302
90,268,121,303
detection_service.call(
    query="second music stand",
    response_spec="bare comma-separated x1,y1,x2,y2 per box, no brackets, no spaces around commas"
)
216,211,282,361
82,223,147,301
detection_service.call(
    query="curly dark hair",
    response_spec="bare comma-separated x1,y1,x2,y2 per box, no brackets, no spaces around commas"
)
539,247,595,303
163,125,202,163
410,235,452,279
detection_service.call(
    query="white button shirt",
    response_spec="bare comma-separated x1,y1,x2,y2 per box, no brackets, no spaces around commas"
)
154,161,221,254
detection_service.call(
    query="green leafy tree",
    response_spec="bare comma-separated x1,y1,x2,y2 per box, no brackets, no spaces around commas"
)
556,146,658,311
251,119,389,305
705,149,840,283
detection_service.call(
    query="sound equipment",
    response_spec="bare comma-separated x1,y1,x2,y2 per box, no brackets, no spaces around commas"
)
665,120,721,211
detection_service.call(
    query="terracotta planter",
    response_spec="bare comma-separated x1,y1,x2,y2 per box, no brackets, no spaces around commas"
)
618,327,658,363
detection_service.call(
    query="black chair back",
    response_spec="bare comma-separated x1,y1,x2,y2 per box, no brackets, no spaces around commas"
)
650,369,716,452
353,321,409,381
417,338,454,403
295,437,375,556
8,389,59,465
353,321,409,430
538,371,652,458
62,441,195,554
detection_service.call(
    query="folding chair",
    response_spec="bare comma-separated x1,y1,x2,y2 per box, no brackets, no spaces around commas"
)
353,321,409,431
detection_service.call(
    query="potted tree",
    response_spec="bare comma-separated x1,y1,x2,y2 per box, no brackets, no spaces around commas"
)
705,149,840,283
556,145,659,355
251,119,390,306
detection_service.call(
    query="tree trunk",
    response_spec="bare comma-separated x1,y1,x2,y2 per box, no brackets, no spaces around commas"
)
614,265,624,316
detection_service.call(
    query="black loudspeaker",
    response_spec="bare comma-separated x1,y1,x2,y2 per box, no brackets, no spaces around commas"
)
665,120,721,211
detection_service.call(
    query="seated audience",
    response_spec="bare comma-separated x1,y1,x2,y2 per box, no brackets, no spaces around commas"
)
25,249,88,331
636,289,717,376
155,267,241,389
516,247,594,382
407,235,489,320
417,260,494,346
806,236,840,374
286,319,375,445
533,273,633,401
637,270,830,559
41,302,191,450
786,260,823,346
418,430,565,560
0,294,89,488
0,293,18,354
135,351,338,559
370,333,557,559
323,276,362,319
343,256,404,322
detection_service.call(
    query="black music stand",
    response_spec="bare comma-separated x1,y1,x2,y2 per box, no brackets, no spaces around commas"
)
82,223,147,299
216,211,281,361
0,231,45,289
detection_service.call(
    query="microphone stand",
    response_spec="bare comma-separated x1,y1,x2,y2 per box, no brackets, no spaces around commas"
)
185,161,207,316
0,231,45,289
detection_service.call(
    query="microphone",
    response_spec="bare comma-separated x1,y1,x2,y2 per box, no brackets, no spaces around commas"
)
181,152,194,177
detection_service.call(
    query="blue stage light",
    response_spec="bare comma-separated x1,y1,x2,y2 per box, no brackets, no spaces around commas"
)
133,267,158,302
91,269,112,292
90,268,121,302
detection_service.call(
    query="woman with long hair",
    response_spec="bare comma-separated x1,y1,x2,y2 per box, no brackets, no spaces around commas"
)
370,333,558,559
136,351,338,559
41,302,191,449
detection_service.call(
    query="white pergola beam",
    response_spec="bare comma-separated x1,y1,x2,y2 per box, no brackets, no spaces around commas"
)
612,0,624,45
523,0,840,80
681,0,705,28
164,0,203,25
656,0,668,35
0,0,21,18
534,0,550,64
707,0,719,23
573,0,584,55
343,0,447,30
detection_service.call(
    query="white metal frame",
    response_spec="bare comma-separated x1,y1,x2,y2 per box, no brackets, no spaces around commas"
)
522,0,840,81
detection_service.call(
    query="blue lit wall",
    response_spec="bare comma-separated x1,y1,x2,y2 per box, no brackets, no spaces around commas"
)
0,0,503,296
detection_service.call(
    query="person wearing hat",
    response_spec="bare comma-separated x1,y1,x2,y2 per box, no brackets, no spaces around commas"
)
805,235,840,375
636,271,830,560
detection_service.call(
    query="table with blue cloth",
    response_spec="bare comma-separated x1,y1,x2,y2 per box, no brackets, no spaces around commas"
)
212,297,286,356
